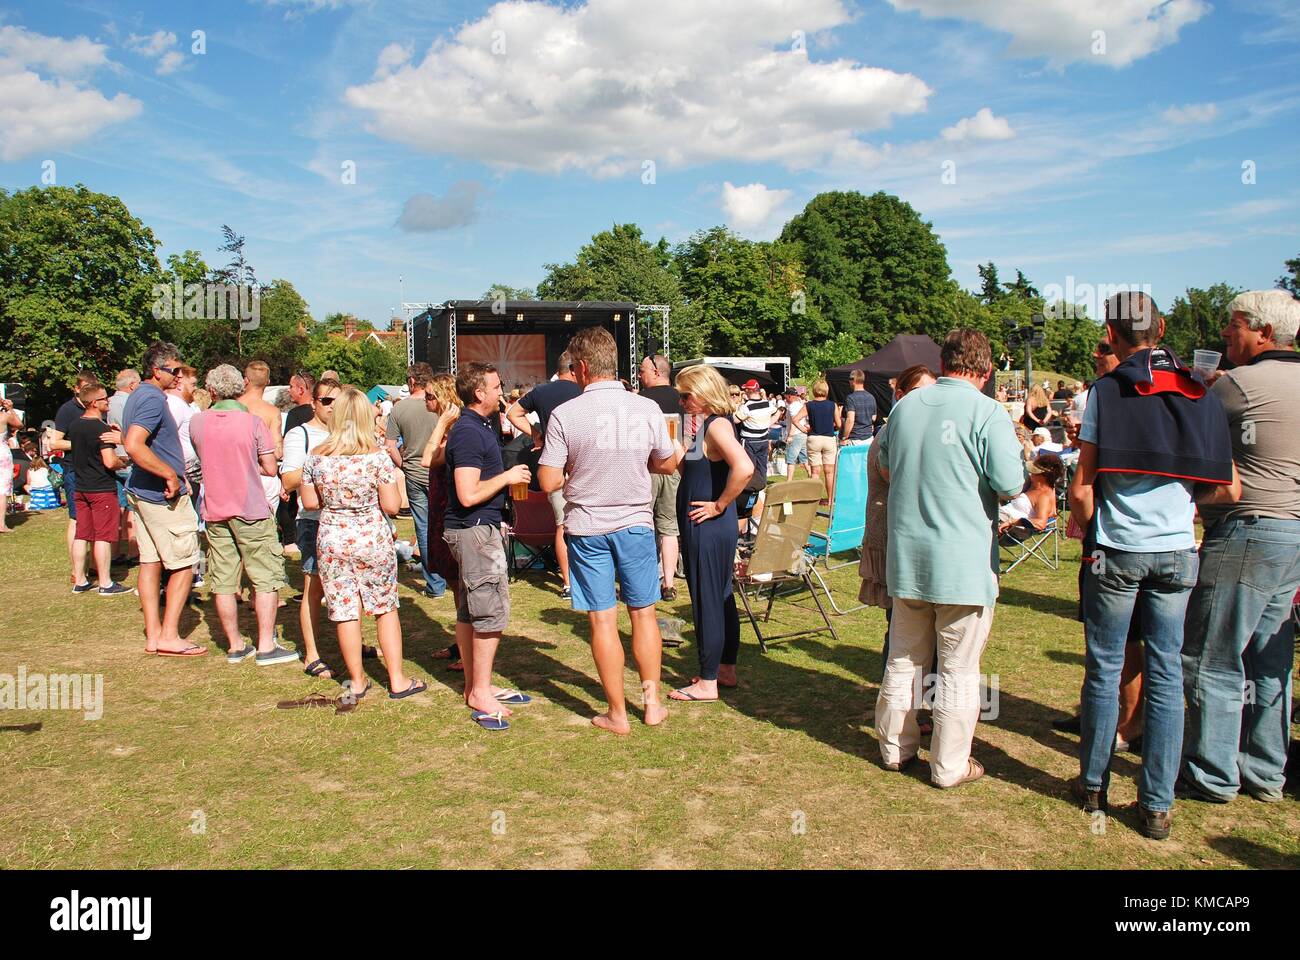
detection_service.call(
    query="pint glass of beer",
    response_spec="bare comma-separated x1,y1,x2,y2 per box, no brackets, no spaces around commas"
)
510,480,529,501
665,415,678,441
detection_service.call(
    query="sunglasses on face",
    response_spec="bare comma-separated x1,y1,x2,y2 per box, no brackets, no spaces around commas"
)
316,396,336,406
159,365,182,376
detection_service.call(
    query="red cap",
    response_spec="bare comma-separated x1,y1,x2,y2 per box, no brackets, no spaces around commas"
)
742,379,760,391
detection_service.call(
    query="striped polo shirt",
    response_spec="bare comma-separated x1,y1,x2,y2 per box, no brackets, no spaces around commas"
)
539,380,676,537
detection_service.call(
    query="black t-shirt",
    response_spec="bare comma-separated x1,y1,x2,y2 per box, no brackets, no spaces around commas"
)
284,404,313,434
1052,388,1073,401
519,379,582,440
444,408,506,529
639,384,683,416
68,416,117,493
54,397,84,476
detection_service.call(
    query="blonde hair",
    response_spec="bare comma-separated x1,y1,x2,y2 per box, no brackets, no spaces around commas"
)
673,364,732,416
315,386,380,457
812,379,830,399
428,373,459,413
1028,384,1049,409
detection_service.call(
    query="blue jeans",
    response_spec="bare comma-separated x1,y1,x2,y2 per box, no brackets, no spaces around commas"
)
1081,545,1199,812
405,478,446,597
1182,517,1300,800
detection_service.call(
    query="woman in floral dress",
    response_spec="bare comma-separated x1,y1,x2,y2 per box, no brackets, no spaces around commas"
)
300,387,426,700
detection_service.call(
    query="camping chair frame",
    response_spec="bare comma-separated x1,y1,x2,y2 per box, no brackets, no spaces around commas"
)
999,517,1060,574
504,490,559,582
734,478,839,652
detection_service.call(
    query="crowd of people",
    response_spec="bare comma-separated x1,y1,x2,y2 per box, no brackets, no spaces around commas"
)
3,289,1297,839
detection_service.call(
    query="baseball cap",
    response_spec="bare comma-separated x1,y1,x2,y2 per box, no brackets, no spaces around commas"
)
742,379,760,391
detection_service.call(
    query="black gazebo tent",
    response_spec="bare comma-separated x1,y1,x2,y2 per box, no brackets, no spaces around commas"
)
825,334,942,420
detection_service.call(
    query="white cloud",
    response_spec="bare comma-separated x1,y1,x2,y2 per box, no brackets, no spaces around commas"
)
721,182,792,230
941,107,1015,141
373,41,411,77
126,29,187,75
0,26,140,162
1163,102,1217,124
345,0,932,176
887,0,1209,68
396,182,485,232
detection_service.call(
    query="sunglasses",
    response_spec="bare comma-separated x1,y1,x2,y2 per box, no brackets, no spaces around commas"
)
159,365,182,376
677,391,692,400
316,396,336,406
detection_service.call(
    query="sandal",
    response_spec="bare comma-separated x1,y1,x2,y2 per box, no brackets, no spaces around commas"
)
470,710,509,731
432,645,456,660
303,659,335,680
937,758,985,789
389,678,427,700
277,694,336,710
448,660,464,672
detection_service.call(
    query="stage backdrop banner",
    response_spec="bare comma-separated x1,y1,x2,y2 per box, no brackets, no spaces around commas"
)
458,334,548,390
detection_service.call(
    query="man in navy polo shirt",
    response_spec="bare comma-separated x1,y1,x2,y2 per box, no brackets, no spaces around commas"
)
443,361,532,732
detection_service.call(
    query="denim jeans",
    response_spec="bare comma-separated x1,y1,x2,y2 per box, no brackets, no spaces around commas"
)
1182,517,1300,800
405,478,447,597
1080,545,1199,811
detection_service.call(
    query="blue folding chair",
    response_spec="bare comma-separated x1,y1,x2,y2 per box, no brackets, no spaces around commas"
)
805,442,870,614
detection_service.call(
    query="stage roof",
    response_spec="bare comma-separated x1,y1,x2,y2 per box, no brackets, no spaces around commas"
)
418,300,637,317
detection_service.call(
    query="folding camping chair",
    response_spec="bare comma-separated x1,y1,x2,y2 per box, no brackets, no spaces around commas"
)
504,489,559,581
805,441,870,614
999,516,1060,573
735,478,839,652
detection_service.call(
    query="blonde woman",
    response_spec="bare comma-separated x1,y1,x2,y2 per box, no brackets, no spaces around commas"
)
299,387,426,701
1021,383,1051,431
668,365,754,702
793,379,840,504
420,374,464,669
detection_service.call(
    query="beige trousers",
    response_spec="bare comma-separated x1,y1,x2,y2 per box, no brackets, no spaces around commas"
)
875,598,995,786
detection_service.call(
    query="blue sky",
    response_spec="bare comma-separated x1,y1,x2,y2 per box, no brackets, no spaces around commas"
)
2,0,1298,328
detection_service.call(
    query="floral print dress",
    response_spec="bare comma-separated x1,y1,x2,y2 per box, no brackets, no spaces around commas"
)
302,450,399,622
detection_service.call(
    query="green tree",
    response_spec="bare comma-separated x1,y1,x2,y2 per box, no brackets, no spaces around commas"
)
778,191,953,350
0,184,161,416
317,312,374,335
977,262,1003,305
304,336,405,388
672,226,827,363
1164,283,1241,360
798,332,864,381
244,279,311,383
1277,254,1300,298
481,284,535,301
1002,269,1040,302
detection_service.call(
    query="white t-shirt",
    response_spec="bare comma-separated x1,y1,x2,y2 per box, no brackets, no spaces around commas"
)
784,399,805,440
281,422,328,520
167,393,196,462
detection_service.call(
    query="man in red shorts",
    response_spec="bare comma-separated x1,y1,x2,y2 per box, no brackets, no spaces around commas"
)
68,380,133,596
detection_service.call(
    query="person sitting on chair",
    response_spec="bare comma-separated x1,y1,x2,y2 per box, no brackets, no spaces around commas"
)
998,453,1064,542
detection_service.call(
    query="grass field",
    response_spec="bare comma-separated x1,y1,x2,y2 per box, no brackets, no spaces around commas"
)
1,505,1297,870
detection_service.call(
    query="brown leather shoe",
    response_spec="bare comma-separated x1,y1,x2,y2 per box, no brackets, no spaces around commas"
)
1071,777,1107,813
1139,806,1171,840
883,755,917,773
937,758,985,788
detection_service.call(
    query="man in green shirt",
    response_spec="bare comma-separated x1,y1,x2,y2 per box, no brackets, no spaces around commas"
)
874,329,1026,787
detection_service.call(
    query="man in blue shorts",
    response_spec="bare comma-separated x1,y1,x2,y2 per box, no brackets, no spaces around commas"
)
538,327,678,735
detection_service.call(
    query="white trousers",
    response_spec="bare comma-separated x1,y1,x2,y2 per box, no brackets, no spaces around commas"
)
875,598,995,786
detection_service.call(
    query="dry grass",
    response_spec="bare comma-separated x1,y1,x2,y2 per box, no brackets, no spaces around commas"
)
1,506,1296,869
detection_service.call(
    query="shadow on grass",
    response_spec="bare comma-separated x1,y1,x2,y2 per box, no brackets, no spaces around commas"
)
1044,649,1085,666
1205,834,1300,870
997,584,1079,620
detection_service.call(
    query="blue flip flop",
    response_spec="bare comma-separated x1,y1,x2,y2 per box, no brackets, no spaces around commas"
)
389,679,427,700
470,710,510,731
494,689,531,705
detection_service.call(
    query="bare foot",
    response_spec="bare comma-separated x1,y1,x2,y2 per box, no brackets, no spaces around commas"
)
154,638,194,654
717,665,738,687
592,712,631,735
467,693,511,717
644,702,668,726
669,677,719,702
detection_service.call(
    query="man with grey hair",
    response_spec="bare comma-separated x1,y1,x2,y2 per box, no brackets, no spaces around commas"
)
188,364,297,665
1181,289,1300,805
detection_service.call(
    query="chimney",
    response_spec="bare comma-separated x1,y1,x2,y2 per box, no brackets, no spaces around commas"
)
343,316,357,338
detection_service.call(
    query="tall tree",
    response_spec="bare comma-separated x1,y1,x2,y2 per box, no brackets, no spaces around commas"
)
1002,269,1040,302
977,262,1003,305
211,225,258,357
1164,284,1241,360
244,279,311,383
778,191,953,350
0,184,161,417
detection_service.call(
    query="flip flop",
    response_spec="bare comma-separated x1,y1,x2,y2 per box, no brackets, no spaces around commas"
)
156,645,207,657
448,660,464,672
669,686,718,702
494,689,532,705
303,659,335,679
470,710,509,731
389,679,428,700
277,694,336,710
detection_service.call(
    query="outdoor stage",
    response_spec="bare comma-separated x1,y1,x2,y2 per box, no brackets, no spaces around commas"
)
409,300,670,390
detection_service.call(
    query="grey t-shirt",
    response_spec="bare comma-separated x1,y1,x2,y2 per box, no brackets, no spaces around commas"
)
844,390,877,440
387,395,436,486
1200,357,1300,527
